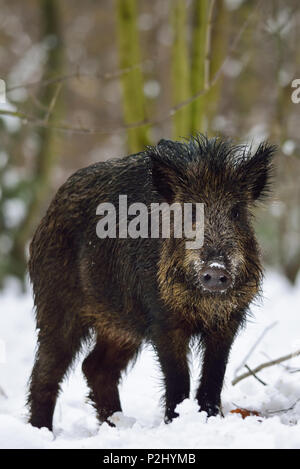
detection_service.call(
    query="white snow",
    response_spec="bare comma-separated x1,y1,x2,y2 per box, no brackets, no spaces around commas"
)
208,262,226,269
0,271,300,449
0,101,21,133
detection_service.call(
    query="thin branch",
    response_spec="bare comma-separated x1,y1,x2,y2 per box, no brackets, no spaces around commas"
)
232,349,300,386
244,364,267,386
261,350,293,371
0,386,7,399
43,83,62,124
231,402,260,415
267,397,300,415
0,0,262,136
233,321,278,378
27,89,50,113
6,63,144,93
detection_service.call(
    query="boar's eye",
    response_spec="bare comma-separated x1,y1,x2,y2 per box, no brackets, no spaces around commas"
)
231,205,240,220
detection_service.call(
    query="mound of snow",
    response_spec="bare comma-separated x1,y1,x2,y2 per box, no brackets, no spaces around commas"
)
0,272,300,448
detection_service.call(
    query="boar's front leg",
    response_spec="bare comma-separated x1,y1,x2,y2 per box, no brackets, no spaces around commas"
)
196,322,240,417
152,328,190,423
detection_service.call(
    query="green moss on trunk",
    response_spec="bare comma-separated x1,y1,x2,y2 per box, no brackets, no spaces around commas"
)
116,0,150,153
171,0,191,139
190,0,208,134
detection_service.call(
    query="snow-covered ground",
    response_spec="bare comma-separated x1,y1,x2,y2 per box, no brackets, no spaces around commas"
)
0,271,299,449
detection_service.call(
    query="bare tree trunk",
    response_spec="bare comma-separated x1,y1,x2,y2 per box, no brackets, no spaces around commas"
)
190,0,208,134
203,0,229,135
171,0,191,139
115,0,150,153
11,0,64,281
269,2,300,285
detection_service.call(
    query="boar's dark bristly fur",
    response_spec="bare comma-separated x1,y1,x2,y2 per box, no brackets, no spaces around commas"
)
27,135,275,430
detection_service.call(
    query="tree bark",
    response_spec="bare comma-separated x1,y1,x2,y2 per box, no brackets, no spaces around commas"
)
115,0,150,153
203,0,229,135
171,0,191,139
190,0,208,134
11,0,64,281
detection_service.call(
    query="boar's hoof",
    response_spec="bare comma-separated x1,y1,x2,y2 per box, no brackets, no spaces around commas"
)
199,402,221,418
164,409,179,424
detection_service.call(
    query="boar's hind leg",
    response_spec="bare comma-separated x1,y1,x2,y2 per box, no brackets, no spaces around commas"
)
153,329,190,423
28,325,85,431
196,325,239,417
82,334,140,424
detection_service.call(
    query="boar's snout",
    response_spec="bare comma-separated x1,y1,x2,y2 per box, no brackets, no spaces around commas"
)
199,265,232,292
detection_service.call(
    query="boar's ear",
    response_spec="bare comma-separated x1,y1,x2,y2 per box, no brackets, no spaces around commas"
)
150,139,185,202
244,142,276,201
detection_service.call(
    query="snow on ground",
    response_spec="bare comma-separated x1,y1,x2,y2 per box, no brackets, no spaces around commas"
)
0,271,300,449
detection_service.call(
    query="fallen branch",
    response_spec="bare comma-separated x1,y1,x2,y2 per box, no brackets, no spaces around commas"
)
244,364,267,386
267,397,300,415
232,349,300,386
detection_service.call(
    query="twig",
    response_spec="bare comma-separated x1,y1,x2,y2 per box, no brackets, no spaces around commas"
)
0,386,7,399
231,402,260,414
0,0,262,135
244,364,267,386
267,397,300,415
232,349,300,386
27,90,50,113
234,321,278,378
6,63,144,93
261,350,293,371
43,83,62,124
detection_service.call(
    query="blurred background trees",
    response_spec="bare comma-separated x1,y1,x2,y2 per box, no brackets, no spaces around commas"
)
0,0,299,289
